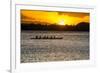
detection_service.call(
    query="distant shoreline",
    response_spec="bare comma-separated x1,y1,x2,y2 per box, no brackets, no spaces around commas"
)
21,30,89,32
21,22,89,31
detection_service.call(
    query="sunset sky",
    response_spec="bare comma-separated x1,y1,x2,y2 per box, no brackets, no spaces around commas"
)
21,10,90,26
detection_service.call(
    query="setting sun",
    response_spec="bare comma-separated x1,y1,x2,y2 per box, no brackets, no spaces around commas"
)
58,20,65,25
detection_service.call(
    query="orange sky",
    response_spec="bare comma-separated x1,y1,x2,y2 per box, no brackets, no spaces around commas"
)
21,10,90,26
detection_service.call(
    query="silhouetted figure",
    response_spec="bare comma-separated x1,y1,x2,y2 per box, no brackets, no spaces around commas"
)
35,35,38,39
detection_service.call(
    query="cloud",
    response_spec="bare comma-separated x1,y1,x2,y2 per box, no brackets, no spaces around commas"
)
21,10,90,25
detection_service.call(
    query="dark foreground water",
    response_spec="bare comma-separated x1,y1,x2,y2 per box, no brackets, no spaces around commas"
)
21,31,89,63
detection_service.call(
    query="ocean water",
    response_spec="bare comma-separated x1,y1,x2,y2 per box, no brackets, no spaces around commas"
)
21,31,89,63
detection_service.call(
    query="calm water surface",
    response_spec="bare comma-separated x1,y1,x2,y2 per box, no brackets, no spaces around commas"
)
21,31,89,63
